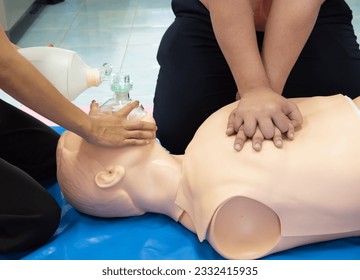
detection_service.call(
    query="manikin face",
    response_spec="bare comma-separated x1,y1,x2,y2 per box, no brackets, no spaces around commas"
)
56,129,158,218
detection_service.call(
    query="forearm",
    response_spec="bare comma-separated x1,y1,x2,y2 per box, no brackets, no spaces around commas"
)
262,0,325,93
0,32,92,138
201,0,271,95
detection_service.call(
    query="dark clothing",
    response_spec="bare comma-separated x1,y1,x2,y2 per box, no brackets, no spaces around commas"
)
0,99,61,253
153,0,360,154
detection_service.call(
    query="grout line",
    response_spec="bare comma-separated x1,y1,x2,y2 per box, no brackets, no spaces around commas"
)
57,0,85,47
119,0,139,70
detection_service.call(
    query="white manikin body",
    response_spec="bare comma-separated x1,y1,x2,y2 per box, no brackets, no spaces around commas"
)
56,94,360,260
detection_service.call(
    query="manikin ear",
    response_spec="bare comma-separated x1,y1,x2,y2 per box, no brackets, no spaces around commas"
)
95,166,125,188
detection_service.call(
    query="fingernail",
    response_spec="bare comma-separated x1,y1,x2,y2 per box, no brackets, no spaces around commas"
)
254,143,261,151
288,133,294,139
276,140,283,147
234,144,241,151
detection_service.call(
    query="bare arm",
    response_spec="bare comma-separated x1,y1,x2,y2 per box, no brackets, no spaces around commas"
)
201,0,324,95
201,0,270,94
262,0,325,94
0,28,156,147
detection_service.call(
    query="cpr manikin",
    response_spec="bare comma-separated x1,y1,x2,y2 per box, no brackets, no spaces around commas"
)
56,94,360,259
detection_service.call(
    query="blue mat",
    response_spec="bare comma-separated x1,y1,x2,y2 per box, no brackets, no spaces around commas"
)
22,182,360,260
3,127,360,260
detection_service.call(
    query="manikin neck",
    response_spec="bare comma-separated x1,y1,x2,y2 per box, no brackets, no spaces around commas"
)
132,143,184,221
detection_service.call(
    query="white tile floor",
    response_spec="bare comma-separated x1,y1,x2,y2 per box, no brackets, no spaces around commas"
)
1,0,360,113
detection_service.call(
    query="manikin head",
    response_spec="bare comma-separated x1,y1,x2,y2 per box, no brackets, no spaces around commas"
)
56,109,175,218
57,131,147,217
56,112,183,220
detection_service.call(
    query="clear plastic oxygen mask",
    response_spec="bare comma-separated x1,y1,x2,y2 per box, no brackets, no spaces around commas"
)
100,72,147,120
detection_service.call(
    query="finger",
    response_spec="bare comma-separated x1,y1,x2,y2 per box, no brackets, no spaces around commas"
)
286,121,295,140
252,127,264,152
226,110,237,135
233,125,247,151
243,117,257,138
272,127,283,148
125,120,157,132
115,101,140,117
272,113,292,134
257,117,275,139
122,138,154,146
124,129,156,140
233,113,244,133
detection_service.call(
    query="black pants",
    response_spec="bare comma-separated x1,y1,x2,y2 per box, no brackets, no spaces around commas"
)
0,100,61,253
154,0,360,154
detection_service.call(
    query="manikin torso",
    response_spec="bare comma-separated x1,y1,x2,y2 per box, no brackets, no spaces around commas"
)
176,94,360,259
57,94,360,260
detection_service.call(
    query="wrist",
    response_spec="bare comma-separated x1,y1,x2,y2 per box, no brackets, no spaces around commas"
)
235,74,272,97
70,114,93,141
239,85,274,97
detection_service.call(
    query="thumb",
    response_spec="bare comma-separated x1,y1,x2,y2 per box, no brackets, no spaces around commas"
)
115,100,140,117
89,100,100,116
283,101,303,128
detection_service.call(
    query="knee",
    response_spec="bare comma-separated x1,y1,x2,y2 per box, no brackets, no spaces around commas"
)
0,198,61,253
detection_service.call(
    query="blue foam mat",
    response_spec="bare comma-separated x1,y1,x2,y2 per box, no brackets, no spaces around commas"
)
23,182,360,260
2,127,359,260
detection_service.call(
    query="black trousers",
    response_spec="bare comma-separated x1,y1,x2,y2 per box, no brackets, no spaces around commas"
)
154,0,360,154
0,99,61,253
